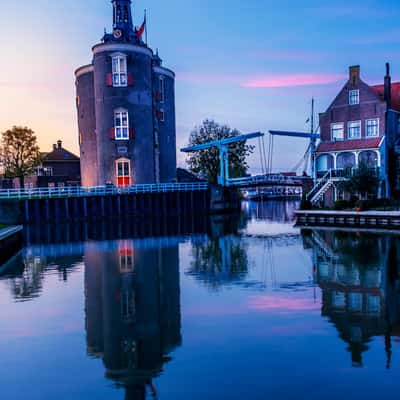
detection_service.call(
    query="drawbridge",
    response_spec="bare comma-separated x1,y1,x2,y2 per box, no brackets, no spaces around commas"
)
181,100,320,192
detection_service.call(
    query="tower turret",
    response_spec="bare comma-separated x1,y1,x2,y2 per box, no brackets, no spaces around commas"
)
103,0,140,44
112,0,133,31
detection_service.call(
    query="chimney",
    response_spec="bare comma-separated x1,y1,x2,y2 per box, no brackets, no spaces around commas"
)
349,65,360,85
57,140,62,149
384,62,391,109
53,144,57,151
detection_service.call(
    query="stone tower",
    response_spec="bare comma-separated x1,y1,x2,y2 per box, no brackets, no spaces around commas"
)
75,0,177,187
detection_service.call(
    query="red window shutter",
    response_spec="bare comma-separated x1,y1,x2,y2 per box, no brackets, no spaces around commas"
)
157,111,162,120
109,127,115,139
127,73,134,86
106,73,113,86
156,92,161,101
129,128,134,139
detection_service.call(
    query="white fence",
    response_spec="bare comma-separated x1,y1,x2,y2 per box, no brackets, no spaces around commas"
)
0,182,209,200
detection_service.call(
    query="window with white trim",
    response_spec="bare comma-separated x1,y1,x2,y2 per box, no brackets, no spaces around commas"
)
112,55,127,87
114,109,129,140
349,90,360,105
160,109,165,122
348,121,361,139
159,76,165,103
366,118,379,137
331,123,344,140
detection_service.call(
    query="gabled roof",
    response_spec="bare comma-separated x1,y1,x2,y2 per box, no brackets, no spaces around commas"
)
371,82,400,112
44,148,80,162
316,137,383,153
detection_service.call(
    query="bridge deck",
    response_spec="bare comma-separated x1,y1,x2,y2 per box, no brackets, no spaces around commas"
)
229,175,306,188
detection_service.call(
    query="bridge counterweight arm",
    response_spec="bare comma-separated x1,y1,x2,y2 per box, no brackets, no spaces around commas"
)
181,132,264,153
269,130,320,140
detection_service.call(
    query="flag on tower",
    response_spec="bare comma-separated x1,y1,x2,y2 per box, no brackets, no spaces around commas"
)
137,15,146,39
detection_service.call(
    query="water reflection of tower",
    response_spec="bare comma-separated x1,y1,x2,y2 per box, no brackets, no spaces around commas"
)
304,230,400,368
84,239,181,399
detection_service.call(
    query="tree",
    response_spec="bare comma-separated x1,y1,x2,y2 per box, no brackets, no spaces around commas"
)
340,161,380,199
0,126,42,188
186,119,254,184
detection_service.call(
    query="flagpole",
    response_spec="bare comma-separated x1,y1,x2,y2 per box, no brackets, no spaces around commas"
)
145,9,148,45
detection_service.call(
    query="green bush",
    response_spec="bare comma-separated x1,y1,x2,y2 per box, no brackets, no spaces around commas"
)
300,198,312,210
334,200,350,210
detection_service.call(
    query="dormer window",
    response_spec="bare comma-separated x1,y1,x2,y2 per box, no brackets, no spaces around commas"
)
349,90,360,105
112,55,127,87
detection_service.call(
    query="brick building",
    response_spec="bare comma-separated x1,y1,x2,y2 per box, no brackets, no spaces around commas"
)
15,140,80,189
75,0,177,187
313,64,400,205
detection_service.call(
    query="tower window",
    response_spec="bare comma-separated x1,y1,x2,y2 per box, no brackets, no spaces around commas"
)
116,158,131,187
159,76,165,103
112,55,127,87
114,109,129,140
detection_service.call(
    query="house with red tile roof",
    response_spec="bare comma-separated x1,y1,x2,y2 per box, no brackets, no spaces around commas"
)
311,64,400,205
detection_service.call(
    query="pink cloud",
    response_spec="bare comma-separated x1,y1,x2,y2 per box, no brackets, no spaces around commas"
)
248,294,320,312
176,71,345,89
242,73,346,88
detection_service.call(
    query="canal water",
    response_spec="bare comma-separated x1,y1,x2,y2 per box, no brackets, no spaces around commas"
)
1,201,400,399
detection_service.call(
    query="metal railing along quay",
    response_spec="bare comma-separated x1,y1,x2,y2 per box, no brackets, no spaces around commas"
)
0,182,209,200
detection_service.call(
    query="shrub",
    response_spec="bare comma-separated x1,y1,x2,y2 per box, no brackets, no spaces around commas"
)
300,198,312,210
334,200,350,210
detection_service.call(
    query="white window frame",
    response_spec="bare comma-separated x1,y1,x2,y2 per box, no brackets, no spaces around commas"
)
160,109,165,122
112,54,128,87
349,89,360,105
114,109,129,140
159,76,165,103
116,158,131,180
365,118,379,138
330,122,344,141
348,120,361,139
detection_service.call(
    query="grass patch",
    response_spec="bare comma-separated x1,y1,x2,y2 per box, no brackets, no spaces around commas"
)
0,224,7,229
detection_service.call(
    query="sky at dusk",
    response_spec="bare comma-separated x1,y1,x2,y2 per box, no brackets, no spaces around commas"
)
1,0,400,173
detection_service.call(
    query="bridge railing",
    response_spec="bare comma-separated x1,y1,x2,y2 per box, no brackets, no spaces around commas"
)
228,174,303,187
0,182,209,200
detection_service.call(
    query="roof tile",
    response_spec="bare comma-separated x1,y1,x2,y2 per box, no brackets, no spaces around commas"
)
316,138,383,153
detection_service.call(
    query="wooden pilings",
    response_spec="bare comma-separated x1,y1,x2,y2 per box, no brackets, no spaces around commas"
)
19,189,211,224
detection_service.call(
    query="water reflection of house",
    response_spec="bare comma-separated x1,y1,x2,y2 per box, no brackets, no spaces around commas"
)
0,246,82,301
304,230,400,367
84,239,181,399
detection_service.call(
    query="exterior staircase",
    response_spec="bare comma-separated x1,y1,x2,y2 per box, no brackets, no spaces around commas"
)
306,170,335,205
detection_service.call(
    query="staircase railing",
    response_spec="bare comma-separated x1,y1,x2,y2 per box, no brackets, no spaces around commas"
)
306,170,332,201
